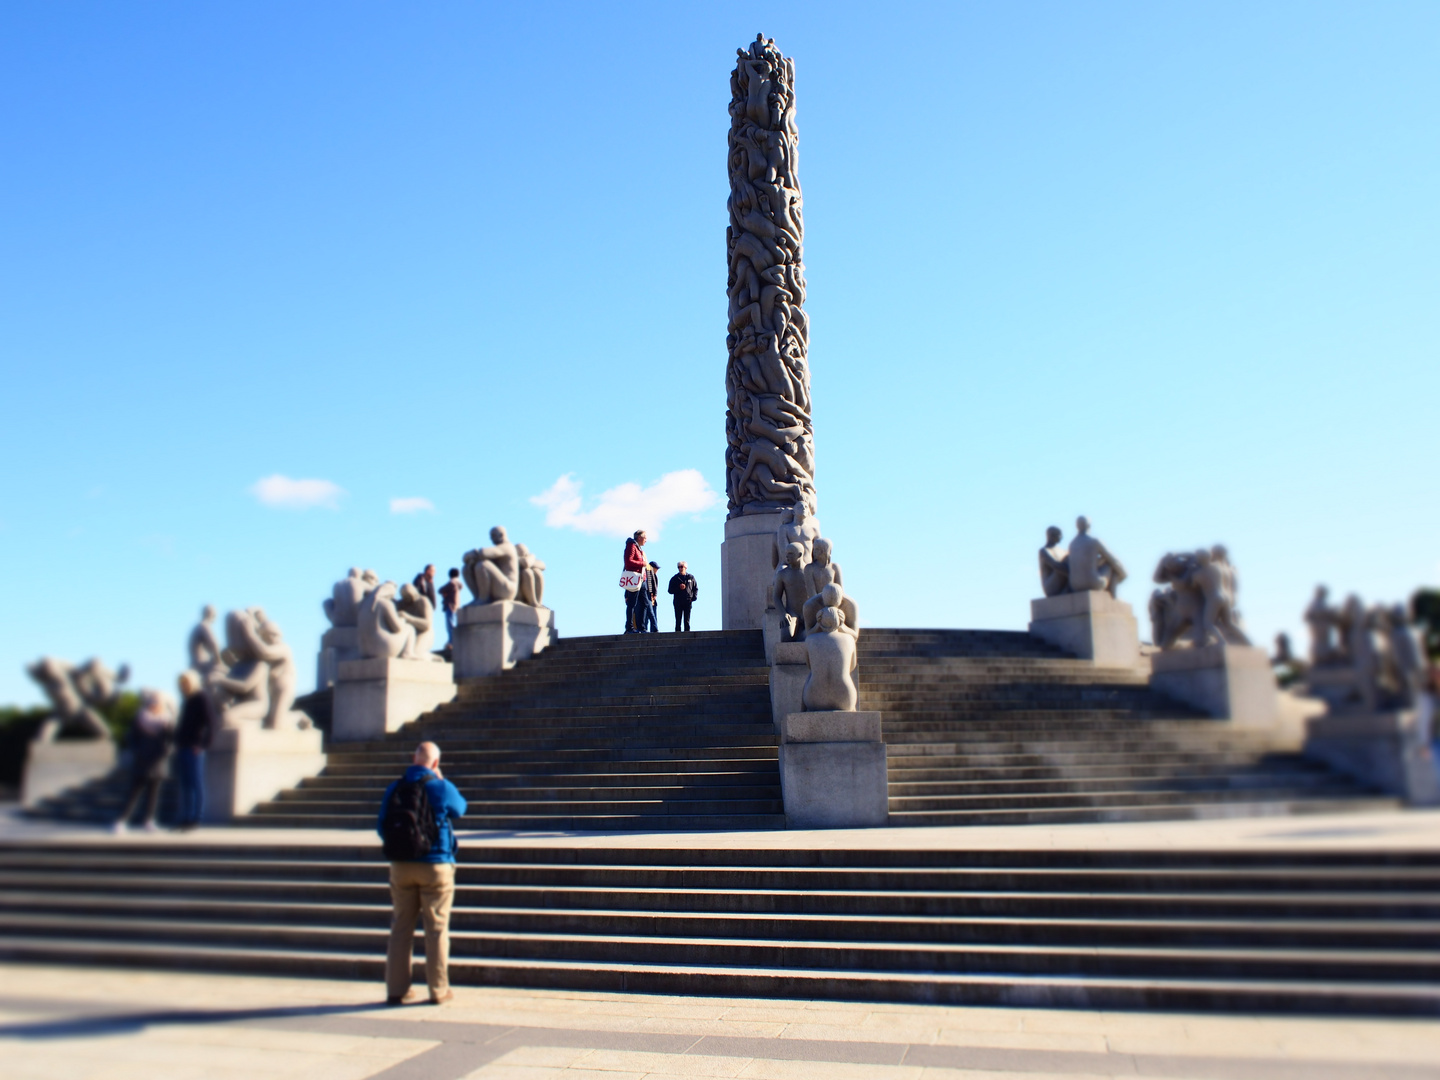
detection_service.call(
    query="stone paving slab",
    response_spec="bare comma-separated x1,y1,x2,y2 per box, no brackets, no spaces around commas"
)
3,806,1438,852
1,963,1437,1080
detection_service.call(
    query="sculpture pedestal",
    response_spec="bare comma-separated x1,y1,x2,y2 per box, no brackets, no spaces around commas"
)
316,626,360,690
454,602,555,680
332,658,456,743
203,725,325,823
769,642,808,729
722,511,784,631
21,737,116,807
779,710,888,829
762,604,784,666
1028,591,1141,667
1305,711,1440,806
1150,644,1279,729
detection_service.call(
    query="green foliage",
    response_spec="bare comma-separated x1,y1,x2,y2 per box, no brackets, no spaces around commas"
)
1413,588,1440,661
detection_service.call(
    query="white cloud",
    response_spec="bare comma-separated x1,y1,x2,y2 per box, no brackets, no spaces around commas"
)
390,496,436,514
250,474,344,510
530,469,719,541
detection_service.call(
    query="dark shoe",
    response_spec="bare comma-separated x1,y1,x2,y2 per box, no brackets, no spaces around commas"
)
385,990,419,1006
428,989,454,1005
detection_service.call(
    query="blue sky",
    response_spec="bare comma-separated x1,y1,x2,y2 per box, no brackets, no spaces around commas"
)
2,2,1437,705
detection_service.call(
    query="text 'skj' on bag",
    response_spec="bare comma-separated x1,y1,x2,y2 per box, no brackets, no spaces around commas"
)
619,570,645,592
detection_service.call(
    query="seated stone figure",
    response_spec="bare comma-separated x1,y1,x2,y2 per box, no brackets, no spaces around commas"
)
802,582,859,642
209,610,273,728
398,584,440,658
463,526,521,605
771,542,809,641
515,544,547,607
1067,516,1126,597
26,656,128,742
323,568,375,627
358,582,419,660
802,606,859,712
1038,526,1070,597
803,537,843,599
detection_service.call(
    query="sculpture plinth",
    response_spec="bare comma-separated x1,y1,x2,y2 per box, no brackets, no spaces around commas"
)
768,640,808,728
332,657,457,743
723,512,786,630
1305,710,1440,806
316,625,360,690
778,710,888,829
1150,643,1279,729
21,738,116,808
454,601,555,680
202,725,325,822
1029,591,1141,668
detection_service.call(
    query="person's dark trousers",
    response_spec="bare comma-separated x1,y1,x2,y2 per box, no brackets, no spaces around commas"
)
640,599,658,633
624,589,642,633
119,773,162,826
175,749,205,825
673,601,692,632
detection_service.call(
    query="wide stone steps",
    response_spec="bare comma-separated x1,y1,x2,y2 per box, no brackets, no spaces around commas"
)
2,843,1436,1014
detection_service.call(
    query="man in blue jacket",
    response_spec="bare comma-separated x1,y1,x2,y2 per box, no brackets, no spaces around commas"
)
377,741,467,1005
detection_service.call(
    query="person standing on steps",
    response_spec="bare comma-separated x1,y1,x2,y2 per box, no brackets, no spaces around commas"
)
377,740,467,1006
172,671,215,830
621,530,647,633
668,561,698,632
412,564,438,611
638,561,661,633
113,690,174,834
438,568,463,651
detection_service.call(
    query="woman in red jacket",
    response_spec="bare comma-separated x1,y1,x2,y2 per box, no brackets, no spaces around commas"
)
622,530,647,633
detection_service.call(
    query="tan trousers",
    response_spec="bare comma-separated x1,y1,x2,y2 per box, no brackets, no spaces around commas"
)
385,861,455,998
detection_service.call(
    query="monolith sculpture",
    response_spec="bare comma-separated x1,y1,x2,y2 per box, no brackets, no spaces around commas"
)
722,34,817,630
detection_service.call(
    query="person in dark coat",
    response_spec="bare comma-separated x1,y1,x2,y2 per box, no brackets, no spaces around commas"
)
668,561,698,632
172,671,215,830
114,690,173,833
412,565,438,610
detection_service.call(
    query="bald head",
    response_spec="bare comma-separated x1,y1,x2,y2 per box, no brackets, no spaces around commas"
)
413,742,441,768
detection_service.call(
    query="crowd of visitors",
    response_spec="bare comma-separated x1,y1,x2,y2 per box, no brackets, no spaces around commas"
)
619,531,699,633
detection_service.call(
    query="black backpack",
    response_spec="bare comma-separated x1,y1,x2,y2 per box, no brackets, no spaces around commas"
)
381,777,439,861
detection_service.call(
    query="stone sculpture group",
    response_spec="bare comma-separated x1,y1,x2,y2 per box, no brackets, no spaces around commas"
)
1304,586,1427,711
1148,546,1250,651
25,656,129,743
200,607,309,731
1037,517,1127,599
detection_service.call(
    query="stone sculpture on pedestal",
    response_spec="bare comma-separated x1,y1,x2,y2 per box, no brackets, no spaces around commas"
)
772,502,821,569
20,657,126,806
1149,548,1250,651
188,606,222,679
1305,586,1343,666
516,544,547,607
453,526,556,679
802,582,858,641
463,527,521,605
317,568,377,689
803,538,842,599
721,34,819,630
1038,527,1070,598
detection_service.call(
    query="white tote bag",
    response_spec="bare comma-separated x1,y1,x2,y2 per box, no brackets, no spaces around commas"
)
619,570,645,592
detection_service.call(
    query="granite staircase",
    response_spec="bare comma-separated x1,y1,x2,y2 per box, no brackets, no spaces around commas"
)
858,629,1392,826
0,839,1436,1015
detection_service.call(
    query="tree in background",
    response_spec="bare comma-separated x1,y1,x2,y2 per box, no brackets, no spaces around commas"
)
1413,589,1440,661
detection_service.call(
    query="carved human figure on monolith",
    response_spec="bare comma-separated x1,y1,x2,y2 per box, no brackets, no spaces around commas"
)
358,582,419,660
725,34,816,518
397,584,439,658
515,544,547,607
771,501,821,569
463,526,521,605
1038,527,1070,597
188,605,222,678
26,657,127,742
771,542,809,641
804,537,843,599
803,582,858,641
1067,516,1126,596
324,568,374,627
802,606,859,712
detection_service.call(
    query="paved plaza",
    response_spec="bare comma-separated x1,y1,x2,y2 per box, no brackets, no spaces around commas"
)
3,961,1438,1080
